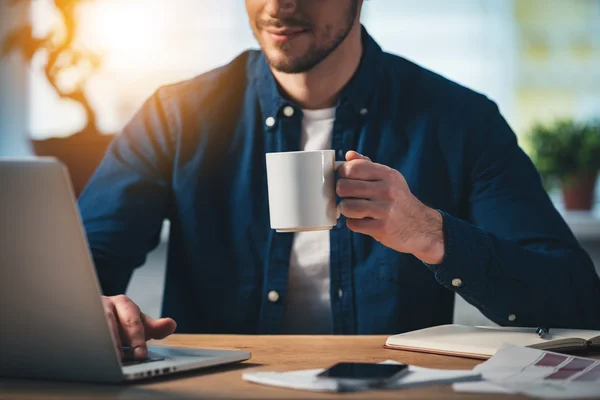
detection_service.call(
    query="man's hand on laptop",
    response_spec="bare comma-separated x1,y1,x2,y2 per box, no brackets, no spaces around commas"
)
102,295,177,360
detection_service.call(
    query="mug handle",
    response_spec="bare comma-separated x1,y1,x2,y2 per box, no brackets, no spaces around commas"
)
334,161,346,219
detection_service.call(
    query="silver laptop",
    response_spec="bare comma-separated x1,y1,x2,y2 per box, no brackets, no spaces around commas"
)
0,157,251,383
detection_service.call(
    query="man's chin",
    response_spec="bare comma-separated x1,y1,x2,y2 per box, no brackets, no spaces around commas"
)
264,52,305,74
266,58,309,74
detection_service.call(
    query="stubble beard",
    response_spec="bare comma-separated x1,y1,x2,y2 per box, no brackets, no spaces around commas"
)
258,0,359,74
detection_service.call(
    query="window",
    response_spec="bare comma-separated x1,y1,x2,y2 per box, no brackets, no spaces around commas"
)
28,0,518,139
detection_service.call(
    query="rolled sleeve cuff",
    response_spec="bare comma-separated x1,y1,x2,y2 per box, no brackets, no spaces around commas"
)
423,210,492,305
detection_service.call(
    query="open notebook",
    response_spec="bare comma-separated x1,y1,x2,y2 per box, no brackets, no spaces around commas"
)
385,324,600,360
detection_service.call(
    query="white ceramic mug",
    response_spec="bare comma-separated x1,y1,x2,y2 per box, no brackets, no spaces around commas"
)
265,150,344,232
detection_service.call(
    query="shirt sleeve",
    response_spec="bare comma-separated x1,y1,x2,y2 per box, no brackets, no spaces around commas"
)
424,99,600,330
78,89,174,295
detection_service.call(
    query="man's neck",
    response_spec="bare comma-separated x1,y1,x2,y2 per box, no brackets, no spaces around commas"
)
271,24,363,110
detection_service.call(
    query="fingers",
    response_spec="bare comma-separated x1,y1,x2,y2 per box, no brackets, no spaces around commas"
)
346,217,384,236
141,314,177,340
345,151,371,162
111,295,147,360
102,297,123,359
102,296,174,361
338,159,392,181
337,179,391,199
339,199,389,220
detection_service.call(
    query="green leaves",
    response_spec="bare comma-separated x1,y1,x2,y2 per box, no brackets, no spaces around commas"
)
527,119,600,189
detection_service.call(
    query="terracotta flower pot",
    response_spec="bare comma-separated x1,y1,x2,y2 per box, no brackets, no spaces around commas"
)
562,172,598,211
31,133,115,198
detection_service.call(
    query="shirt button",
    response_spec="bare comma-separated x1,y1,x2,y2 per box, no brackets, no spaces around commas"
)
451,278,463,288
283,106,294,117
508,314,517,322
360,108,368,116
337,149,344,159
338,288,343,298
267,290,279,303
265,116,276,127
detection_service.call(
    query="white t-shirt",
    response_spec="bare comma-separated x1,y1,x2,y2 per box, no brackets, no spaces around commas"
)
281,107,336,334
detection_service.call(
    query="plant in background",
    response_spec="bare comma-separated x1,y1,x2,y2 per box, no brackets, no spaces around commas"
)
527,118,600,210
1,0,113,197
2,0,101,137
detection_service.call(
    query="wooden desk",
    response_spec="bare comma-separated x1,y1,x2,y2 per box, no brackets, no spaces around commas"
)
0,334,576,399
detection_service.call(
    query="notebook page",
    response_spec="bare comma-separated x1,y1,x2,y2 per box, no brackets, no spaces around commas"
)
546,328,600,342
387,325,570,356
476,326,589,350
478,326,600,347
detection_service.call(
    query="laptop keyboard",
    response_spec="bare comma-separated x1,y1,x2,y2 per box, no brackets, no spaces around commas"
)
121,348,166,366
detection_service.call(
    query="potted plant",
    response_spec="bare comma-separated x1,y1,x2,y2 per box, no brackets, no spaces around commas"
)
2,0,114,197
527,118,600,210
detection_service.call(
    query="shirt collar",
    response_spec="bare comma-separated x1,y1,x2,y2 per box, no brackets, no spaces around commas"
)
337,26,384,115
250,26,384,123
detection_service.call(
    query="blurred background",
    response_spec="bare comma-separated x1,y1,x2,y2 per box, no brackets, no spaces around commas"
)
1,0,599,325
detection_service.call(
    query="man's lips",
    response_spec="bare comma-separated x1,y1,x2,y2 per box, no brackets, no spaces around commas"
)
265,27,309,41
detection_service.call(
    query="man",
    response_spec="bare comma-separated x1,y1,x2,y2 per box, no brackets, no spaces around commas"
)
79,0,600,361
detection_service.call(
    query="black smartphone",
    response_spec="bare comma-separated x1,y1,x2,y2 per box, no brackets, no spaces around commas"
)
316,362,409,386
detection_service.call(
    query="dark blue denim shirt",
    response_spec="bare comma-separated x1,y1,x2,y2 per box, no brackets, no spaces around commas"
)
79,28,600,334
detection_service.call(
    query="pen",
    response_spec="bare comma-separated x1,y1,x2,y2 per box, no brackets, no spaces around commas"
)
536,327,550,338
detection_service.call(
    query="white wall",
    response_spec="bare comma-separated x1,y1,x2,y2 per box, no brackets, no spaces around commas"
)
362,0,516,123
